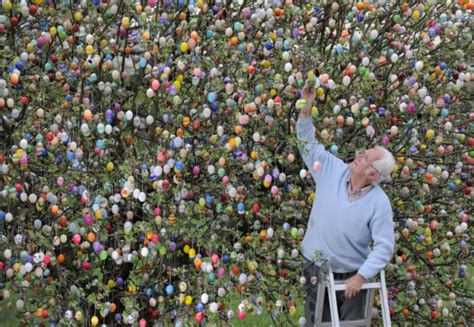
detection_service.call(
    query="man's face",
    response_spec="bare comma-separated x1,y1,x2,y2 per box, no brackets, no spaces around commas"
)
348,147,382,180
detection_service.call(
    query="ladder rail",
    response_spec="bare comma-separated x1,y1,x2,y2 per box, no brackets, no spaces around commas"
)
313,263,391,327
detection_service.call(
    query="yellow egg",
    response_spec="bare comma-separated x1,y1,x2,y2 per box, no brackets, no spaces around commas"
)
74,12,82,21
106,162,114,172
86,45,94,55
121,17,130,28
412,10,420,20
425,129,435,139
91,316,99,326
188,248,196,258
3,1,12,10
180,42,188,52
183,245,190,254
185,295,193,306
173,80,182,89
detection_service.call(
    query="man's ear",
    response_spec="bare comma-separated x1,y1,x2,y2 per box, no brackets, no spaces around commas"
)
368,170,380,181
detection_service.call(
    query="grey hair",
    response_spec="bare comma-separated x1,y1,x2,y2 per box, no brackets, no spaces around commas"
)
372,146,396,184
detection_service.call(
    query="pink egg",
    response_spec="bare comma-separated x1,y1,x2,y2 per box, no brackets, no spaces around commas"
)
187,39,196,49
211,254,219,265
320,73,329,84
216,267,225,277
239,114,250,125
154,207,161,216
148,0,157,6
313,161,320,172
222,176,230,185
192,166,201,175
271,185,279,195
84,214,93,225
72,234,81,245
151,80,160,91
237,311,246,320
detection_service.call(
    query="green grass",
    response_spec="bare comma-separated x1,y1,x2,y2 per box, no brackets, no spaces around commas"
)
0,289,304,326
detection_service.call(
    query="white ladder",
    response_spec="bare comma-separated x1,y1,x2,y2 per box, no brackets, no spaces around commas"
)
314,263,391,327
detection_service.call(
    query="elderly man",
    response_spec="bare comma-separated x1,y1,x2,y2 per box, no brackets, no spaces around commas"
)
296,85,396,326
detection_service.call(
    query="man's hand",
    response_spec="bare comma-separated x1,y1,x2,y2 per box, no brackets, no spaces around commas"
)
344,273,366,299
299,84,316,117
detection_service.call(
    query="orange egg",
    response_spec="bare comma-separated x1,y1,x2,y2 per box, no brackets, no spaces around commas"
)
58,254,65,264
143,31,150,40
87,232,96,243
10,73,19,84
182,116,190,127
230,37,238,46
190,31,198,40
50,205,59,216
234,125,243,135
83,109,92,120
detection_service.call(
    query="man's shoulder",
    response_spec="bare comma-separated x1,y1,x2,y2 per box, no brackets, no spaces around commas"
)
373,186,392,209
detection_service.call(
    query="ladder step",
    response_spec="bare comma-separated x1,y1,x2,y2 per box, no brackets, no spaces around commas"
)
332,282,382,291
319,319,369,326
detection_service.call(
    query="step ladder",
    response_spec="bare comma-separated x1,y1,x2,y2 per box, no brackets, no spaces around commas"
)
314,262,391,327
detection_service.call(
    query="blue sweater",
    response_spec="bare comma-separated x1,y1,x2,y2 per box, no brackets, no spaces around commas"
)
297,116,395,279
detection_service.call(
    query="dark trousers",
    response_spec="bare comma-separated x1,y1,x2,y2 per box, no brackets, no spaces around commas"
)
303,260,367,326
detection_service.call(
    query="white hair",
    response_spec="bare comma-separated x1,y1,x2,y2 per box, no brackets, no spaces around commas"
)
372,146,396,184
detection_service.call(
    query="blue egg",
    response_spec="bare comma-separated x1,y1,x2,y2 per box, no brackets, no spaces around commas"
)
330,144,339,154
175,161,184,171
206,30,215,38
222,254,230,263
139,57,147,68
448,183,455,191
265,40,273,50
237,202,245,213
66,151,75,161
165,284,174,295
0,210,5,221
196,303,204,312
15,61,24,70
208,272,216,282
210,102,219,111
207,92,217,103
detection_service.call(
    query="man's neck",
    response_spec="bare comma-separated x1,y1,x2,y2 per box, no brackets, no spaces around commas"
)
349,176,371,191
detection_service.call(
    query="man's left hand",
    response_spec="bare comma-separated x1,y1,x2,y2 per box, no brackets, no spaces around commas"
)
344,273,366,299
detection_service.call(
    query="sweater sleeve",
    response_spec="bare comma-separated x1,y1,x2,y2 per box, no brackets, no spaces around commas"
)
357,204,395,280
296,116,342,184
